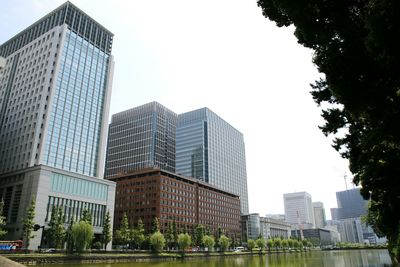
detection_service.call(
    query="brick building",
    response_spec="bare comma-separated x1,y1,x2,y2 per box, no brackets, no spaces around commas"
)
109,168,241,239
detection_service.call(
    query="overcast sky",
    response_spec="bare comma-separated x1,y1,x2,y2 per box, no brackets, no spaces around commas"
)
0,0,354,219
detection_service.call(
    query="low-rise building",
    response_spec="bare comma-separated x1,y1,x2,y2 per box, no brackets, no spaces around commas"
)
260,217,291,239
241,213,261,242
109,168,241,240
292,228,333,247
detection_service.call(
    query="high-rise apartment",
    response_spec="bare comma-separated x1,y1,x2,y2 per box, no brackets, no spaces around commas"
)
0,2,115,249
283,192,315,228
312,202,326,228
176,108,249,214
105,102,177,178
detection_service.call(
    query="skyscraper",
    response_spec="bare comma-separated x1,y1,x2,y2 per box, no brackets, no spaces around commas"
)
283,192,315,228
331,188,368,220
105,102,177,178
0,2,115,249
312,202,326,228
176,107,249,214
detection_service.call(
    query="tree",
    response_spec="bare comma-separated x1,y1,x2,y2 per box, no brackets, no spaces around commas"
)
0,199,7,239
165,221,174,250
247,239,256,252
218,235,230,252
151,217,160,234
193,224,205,247
47,207,65,249
22,196,36,249
202,235,215,252
281,239,289,251
150,231,165,253
177,233,191,252
66,217,75,254
131,218,145,249
80,209,92,225
267,239,273,251
215,226,223,248
256,237,266,253
101,211,112,250
273,238,282,250
115,213,130,249
72,220,94,253
257,0,400,263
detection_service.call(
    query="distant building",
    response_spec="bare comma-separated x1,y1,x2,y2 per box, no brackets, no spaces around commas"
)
0,2,116,249
265,214,286,221
330,188,386,244
312,202,326,228
176,107,249,214
331,188,368,220
292,228,333,247
105,102,177,178
241,213,260,242
109,167,241,241
283,192,314,228
260,217,291,239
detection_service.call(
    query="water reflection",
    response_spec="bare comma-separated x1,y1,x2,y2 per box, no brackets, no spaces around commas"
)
43,250,392,267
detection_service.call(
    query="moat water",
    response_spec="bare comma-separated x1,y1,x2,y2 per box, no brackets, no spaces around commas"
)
43,249,393,267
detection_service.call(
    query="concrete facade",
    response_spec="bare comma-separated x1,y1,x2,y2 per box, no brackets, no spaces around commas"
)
0,2,116,250
260,217,291,240
0,165,115,249
283,192,315,228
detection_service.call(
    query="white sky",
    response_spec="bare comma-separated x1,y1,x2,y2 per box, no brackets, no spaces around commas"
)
0,0,353,219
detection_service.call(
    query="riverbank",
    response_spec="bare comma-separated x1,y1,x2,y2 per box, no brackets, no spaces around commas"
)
2,250,311,265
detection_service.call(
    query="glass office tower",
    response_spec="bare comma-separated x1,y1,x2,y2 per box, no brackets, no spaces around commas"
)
176,108,249,214
105,102,177,178
0,2,115,249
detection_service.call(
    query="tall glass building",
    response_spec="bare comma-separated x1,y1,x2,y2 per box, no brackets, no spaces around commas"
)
105,102,177,178
0,2,115,249
176,108,249,214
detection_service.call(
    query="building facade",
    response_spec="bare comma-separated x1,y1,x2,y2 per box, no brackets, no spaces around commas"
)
292,228,333,247
241,213,261,242
283,192,314,228
176,108,249,214
331,188,368,220
260,217,291,240
329,188,385,244
312,202,326,229
109,168,241,241
105,102,177,178
0,2,115,249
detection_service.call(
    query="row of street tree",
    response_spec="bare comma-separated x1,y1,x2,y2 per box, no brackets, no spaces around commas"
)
114,213,234,252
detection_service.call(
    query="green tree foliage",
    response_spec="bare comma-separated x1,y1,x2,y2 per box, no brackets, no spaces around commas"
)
177,233,191,252
193,224,205,247
115,213,130,248
273,238,282,250
247,239,256,252
101,211,112,250
80,208,92,225
48,207,66,249
131,218,145,249
66,217,75,254
165,221,174,249
218,235,230,252
257,0,400,263
267,239,273,251
151,217,160,234
202,235,215,252
72,220,94,253
0,199,7,239
256,237,266,252
172,221,178,246
281,239,289,251
150,231,165,253
22,196,36,249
